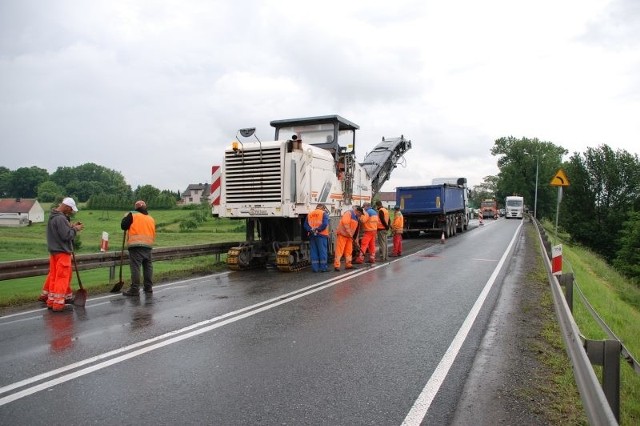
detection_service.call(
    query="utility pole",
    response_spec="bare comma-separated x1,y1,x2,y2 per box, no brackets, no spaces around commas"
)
534,155,539,220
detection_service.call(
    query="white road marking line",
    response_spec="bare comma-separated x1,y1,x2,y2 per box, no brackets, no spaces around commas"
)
0,272,231,323
0,269,366,405
401,221,522,425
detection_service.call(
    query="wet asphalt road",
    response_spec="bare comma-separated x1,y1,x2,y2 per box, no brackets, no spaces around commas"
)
0,218,524,425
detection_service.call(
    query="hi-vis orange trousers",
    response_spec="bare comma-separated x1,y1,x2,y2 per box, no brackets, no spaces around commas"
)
333,235,354,270
41,253,73,311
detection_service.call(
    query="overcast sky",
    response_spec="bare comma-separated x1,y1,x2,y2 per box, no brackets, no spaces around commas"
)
1,0,638,194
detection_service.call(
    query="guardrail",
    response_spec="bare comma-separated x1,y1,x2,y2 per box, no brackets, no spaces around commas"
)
532,217,639,425
0,242,241,281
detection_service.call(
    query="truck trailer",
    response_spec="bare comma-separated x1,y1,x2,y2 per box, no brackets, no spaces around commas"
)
396,180,469,239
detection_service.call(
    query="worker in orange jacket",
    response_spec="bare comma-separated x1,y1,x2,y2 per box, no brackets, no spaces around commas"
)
391,205,404,256
121,200,156,296
333,206,364,271
355,202,379,264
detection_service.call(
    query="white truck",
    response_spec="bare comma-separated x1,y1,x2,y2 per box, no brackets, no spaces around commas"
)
504,195,524,219
212,115,411,271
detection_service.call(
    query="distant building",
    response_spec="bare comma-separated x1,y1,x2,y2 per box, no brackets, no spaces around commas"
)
0,198,45,227
180,183,211,205
377,191,396,208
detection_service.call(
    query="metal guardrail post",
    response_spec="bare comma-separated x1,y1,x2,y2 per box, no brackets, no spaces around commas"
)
543,235,551,258
558,273,574,313
585,339,622,422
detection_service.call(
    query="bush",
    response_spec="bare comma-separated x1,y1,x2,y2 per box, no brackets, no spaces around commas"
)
179,219,198,231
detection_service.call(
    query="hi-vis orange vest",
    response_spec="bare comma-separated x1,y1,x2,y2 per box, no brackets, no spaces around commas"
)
362,209,379,232
337,210,359,238
128,212,156,247
377,207,389,230
307,209,329,236
392,212,404,234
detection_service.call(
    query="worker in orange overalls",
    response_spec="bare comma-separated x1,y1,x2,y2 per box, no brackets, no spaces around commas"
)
355,202,379,264
390,205,404,256
333,205,364,271
38,197,84,311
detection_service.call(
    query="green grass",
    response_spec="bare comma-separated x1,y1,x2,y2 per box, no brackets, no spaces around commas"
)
542,220,640,425
524,225,587,425
0,204,245,306
0,204,245,261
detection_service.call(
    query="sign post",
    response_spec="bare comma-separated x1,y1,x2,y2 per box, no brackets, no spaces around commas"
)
100,231,109,252
550,169,570,244
552,244,563,275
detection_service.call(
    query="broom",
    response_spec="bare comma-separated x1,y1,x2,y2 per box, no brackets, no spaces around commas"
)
71,246,87,307
110,231,127,293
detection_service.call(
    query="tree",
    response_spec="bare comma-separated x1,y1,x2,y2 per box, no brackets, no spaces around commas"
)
561,145,640,262
51,163,131,200
0,167,11,197
613,211,640,283
134,185,161,202
161,189,181,201
9,166,50,198
37,181,64,202
491,137,566,219
470,176,498,207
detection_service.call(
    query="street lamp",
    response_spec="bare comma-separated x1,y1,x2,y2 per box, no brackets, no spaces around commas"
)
534,154,539,220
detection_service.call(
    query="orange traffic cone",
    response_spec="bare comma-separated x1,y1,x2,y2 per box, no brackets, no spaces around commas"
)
441,232,445,244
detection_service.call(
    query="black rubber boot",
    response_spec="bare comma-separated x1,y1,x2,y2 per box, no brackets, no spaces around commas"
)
122,288,140,297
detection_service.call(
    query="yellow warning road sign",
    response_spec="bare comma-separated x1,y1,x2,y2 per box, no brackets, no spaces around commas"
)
550,169,570,186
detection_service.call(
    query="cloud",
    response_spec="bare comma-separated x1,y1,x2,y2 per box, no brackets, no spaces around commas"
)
1,0,638,194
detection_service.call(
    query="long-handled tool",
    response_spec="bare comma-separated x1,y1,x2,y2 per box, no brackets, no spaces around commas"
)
110,231,127,293
71,247,87,307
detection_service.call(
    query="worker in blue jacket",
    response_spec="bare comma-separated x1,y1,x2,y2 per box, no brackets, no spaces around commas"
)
304,203,330,272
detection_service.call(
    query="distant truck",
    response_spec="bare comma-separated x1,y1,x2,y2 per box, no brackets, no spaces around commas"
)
480,198,498,219
504,195,524,219
396,179,469,239
431,177,472,223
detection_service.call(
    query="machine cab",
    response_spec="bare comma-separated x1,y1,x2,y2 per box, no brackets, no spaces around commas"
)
270,115,358,161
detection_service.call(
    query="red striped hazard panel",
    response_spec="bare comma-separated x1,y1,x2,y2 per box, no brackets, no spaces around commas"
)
210,165,221,205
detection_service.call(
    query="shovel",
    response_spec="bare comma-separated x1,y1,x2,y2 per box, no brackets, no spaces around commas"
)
110,231,127,293
71,248,87,307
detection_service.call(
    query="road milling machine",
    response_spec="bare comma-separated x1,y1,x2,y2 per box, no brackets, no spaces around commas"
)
211,115,411,271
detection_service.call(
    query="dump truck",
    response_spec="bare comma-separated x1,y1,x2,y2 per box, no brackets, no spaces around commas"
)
396,179,469,239
480,198,498,219
211,115,411,271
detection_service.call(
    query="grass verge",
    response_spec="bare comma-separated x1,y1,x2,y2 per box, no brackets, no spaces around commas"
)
526,224,587,424
542,220,640,425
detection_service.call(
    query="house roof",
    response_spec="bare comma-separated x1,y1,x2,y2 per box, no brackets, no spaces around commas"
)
181,183,211,197
0,198,38,213
377,192,396,202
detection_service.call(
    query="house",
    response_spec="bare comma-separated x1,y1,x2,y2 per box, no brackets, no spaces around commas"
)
376,191,397,208
0,198,45,227
180,183,211,205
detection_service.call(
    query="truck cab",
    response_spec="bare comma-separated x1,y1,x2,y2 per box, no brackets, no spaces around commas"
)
480,198,498,219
